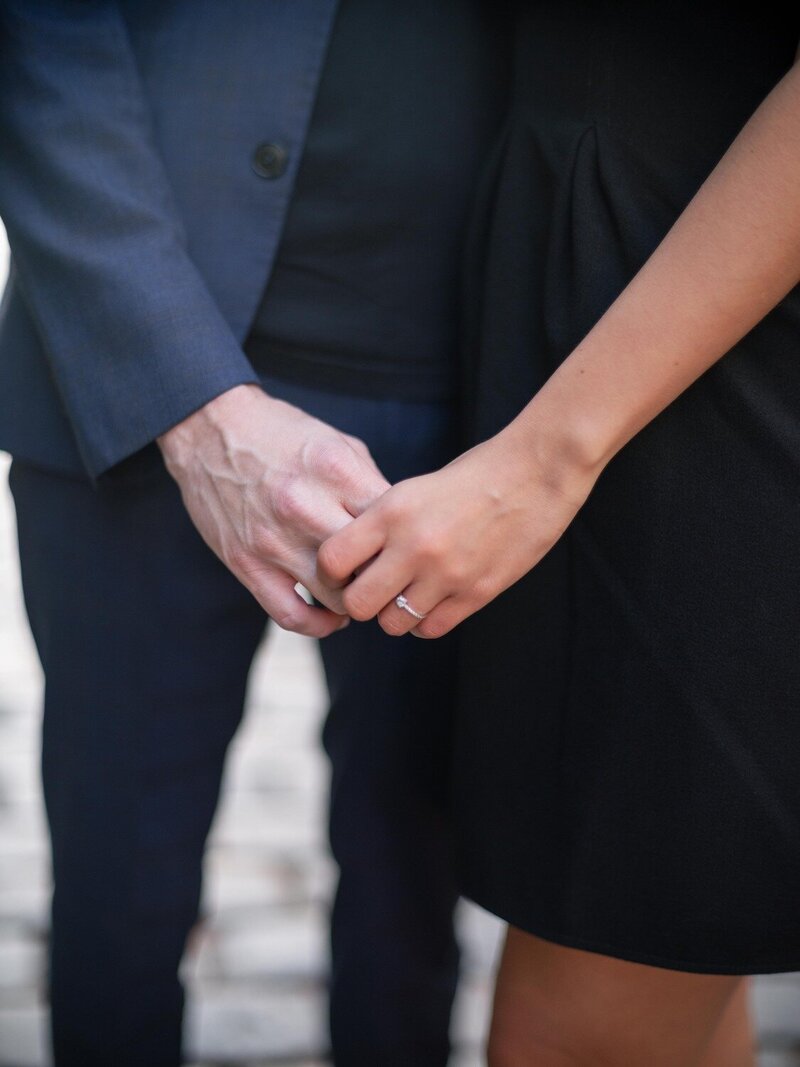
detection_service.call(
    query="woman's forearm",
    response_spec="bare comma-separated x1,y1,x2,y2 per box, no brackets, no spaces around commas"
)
315,54,800,642
507,58,800,484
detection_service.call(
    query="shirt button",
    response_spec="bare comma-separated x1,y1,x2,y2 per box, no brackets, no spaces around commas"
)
252,142,288,179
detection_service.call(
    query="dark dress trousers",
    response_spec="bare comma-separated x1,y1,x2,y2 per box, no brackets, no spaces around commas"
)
0,1,498,1063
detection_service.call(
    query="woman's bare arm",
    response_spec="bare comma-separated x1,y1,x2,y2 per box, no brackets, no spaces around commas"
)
317,58,800,639
512,56,800,486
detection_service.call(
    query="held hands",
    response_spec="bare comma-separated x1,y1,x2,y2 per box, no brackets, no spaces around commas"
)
317,428,598,639
158,384,390,638
159,383,598,641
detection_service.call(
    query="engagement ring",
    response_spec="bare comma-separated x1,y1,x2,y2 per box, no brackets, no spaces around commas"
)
395,594,426,621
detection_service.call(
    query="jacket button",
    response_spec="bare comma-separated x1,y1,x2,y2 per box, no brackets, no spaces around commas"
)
252,142,288,179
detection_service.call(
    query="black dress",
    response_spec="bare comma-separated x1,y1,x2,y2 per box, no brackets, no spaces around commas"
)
455,2,800,974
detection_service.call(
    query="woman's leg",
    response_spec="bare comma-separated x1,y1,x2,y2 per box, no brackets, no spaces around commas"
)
699,979,755,1067
488,927,744,1067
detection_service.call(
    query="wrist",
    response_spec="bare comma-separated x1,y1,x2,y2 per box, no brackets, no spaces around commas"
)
500,380,613,506
157,383,265,462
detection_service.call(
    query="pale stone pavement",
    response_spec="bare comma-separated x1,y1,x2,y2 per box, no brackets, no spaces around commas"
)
1,234,799,1066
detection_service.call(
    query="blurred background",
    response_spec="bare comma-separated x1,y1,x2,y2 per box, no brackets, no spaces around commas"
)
0,223,798,1066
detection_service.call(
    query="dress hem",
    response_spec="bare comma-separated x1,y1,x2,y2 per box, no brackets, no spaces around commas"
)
464,886,799,976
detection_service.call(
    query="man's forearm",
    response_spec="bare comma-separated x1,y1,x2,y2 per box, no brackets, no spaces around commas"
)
0,0,258,477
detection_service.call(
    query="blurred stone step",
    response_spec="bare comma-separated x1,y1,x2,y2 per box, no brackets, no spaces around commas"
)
184,985,326,1063
759,1052,800,1067
0,1005,48,1067
0,939,45,993
754,976,800,1044
189,905,328,983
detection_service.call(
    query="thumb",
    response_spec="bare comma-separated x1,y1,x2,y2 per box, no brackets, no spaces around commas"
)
344,434,391,480
343,432,379,469
347,467,392,516
343,456,391,517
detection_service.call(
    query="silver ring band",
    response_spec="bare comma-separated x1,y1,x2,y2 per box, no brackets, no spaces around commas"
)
395,594,426,621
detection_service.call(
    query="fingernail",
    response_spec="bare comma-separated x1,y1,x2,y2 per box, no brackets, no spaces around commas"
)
336,617,351,631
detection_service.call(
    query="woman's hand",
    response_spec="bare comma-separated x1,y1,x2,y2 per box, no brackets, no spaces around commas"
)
316,427,599,638
318,49,800,644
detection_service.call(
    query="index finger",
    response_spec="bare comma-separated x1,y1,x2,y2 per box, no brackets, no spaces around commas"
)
317,510,387,586
243,563,350,639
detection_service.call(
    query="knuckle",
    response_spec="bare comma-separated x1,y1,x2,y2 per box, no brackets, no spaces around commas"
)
273,485,304,526
346,432,367,450
315,586,347,615
375,493,406,525
412,530,445,564
272,477,312,527
346,435,371,461
439,559,468,587
272,606,303,632
380,613,408,637
416,617,449,640
342,586,376,622
308,439,352,484
318,539,349,581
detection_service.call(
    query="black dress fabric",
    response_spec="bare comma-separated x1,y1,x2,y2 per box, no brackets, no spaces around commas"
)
455,2,800,974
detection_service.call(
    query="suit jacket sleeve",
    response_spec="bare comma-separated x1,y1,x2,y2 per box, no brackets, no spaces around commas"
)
0,0,261,478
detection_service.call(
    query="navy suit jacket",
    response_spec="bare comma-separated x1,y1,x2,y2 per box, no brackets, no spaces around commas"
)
0,0,337,478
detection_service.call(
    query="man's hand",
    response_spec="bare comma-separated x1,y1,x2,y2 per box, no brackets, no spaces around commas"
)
158,384,390,637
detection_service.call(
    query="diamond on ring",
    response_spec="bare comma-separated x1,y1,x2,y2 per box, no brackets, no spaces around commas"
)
395,594,426,621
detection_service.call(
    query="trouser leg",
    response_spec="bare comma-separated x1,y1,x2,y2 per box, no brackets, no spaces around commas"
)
10,459,265,1067
258,378,462,1066
320,619,460,1067
12,375,462,1066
